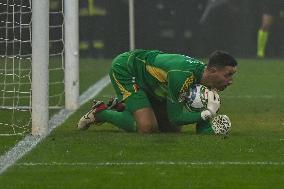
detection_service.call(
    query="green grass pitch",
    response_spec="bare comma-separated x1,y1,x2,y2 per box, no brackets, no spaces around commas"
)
0,58,284,188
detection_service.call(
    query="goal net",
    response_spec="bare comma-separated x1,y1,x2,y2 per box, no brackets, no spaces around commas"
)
0,0,75,136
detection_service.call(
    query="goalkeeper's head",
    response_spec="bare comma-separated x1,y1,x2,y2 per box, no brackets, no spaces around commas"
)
201,50,238,91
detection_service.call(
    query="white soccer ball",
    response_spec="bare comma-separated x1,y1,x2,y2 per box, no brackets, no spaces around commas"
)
185,84,209,112
211,115,231,136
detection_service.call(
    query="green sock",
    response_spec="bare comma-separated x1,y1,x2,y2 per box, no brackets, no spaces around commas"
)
257,30,268,58
96,110,136,132
196,120,214,134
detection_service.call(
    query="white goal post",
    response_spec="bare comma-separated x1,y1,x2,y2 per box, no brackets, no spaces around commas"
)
0,0,79,136
32,0,79,136
64,0,79,111
31,0,49,135
128,0,135,51
1,0,133,136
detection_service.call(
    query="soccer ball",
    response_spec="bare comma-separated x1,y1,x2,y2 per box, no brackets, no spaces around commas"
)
185,84,209,112
211,115,231,136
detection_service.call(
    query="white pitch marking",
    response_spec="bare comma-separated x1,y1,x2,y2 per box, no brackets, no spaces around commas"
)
16,161,284,167
0,75,111,175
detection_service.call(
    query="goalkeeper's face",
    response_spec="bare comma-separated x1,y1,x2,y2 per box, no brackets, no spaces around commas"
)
209,66,237,91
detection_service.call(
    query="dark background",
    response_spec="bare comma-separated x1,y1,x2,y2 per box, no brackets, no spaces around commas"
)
1,0,283,58
78,0,284,58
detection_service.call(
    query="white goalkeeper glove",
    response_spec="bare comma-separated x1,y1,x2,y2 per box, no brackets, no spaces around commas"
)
201,90,220,121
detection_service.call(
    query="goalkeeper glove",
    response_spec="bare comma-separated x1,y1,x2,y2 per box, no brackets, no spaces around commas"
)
201,90,220,121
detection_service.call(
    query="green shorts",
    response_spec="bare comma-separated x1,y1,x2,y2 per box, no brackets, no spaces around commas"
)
109,52,151,113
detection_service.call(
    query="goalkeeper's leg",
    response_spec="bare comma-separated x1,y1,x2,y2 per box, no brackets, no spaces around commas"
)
96,92,158,133
89,52,158,133
77,97,147,132
95,108,137,132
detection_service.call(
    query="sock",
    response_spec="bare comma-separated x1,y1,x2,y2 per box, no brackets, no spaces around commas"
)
196,120,214,134
96,110,136,132
257,29,268,58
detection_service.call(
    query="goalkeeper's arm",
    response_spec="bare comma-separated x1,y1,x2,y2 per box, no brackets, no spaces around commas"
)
167,100,206,126
167,90,220,126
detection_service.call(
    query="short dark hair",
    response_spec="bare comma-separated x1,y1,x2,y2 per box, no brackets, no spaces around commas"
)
207,50,237,68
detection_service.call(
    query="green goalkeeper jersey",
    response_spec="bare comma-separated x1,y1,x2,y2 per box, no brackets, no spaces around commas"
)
124,49,206,126
112,49,206,126
127,49,205,103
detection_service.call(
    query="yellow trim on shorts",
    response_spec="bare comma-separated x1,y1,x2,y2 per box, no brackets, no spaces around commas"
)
112,72,131,100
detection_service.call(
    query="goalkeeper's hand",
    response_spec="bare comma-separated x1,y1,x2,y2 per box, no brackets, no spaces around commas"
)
201,90,220,121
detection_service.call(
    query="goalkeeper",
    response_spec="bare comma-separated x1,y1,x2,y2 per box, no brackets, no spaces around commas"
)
77,50,237,134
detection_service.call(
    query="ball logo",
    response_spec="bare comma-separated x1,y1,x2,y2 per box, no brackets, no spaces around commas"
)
185,84,209,112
